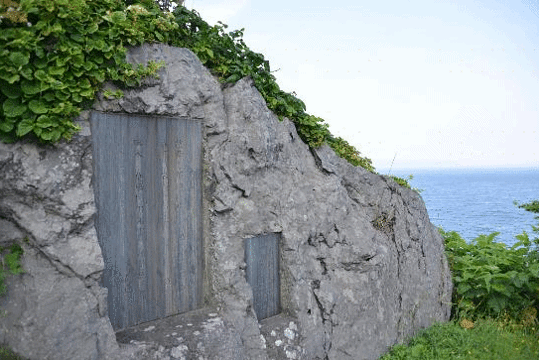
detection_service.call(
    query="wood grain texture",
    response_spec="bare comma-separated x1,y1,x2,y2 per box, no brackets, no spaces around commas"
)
91,112,203,331
244,234,281,320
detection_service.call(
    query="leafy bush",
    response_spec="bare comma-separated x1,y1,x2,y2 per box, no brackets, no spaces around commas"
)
516,200,539,215
441,228,539,320
0,0,174,143
1,1,377,172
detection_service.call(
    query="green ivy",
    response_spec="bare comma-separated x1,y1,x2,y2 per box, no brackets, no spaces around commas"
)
1,1,379,173
0,0,174,143
168,6,375,172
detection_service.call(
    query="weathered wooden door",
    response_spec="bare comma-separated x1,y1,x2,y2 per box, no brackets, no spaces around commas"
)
91,112,203,331
244,234,281,320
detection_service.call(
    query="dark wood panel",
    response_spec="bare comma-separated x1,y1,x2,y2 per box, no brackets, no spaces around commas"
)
91,112,202,331
244,234,281,320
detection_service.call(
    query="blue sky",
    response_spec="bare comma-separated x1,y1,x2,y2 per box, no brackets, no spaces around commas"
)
183,0,539,171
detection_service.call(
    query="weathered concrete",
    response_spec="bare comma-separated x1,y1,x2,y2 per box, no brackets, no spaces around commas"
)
0,43,452,360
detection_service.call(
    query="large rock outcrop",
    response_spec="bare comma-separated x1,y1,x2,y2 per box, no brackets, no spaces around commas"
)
0,43,452,360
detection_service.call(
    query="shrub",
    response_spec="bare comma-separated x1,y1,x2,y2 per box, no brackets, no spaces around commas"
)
441,228,539,320
1,1,377,172
0,0,174,143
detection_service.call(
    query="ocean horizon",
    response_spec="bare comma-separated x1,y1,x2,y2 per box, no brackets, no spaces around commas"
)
380,166,539,247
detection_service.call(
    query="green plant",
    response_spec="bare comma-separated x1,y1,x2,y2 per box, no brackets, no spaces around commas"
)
387,175,411,189
0,242,24,295
379,318,539,360
372,213,394,234
0,0,173,143
169,6,375,172
1,1,382,175
515,200,539,216
441,228,539,320
0,345,26,360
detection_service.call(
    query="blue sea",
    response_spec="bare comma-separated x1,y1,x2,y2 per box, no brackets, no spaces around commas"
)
386,168,539,247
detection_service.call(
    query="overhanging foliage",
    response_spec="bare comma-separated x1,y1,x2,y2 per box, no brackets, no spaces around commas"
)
0,0,376,172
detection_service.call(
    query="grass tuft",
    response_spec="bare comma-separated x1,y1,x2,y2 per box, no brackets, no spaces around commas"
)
380,319,539,360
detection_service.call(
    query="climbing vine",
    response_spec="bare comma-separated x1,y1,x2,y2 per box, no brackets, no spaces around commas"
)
1,0,386,175
0,0,174,143
169,6,375,172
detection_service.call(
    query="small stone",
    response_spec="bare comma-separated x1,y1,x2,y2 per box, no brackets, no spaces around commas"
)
284,328,295,340
275,340,283,347
170,344,188,358
193,330,200,335
143,326,156,332
286,350,297,359
270,330,276,337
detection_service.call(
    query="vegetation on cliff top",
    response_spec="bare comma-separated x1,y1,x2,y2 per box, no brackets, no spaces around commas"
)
0,0,383,175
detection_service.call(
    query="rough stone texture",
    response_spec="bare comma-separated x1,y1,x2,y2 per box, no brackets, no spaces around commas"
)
0,43,452,360
0,120,123,359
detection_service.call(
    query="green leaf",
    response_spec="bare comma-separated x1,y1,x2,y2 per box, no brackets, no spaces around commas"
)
21,80,42,95
71,92,82,102
89,69,105,82
72,68,84,77
50,129,62,142
1,85,22,99
79,78,91,89
55,91,70,101
0,73,20,84
34,70,48,82
0,118,15,132
34,57,48,69
43,92,55,102
83,61,96,71
3,98,27,117
35,47,45,59
87,23,99,34
16,117,35,136
70,33,84,42
80,88,94,98
72,54,84,68
28,100,48,114
111,11,127,23
48,66,66,76
40,129,54,141
35,115,54,128
19,66,33,80
9,52,30,67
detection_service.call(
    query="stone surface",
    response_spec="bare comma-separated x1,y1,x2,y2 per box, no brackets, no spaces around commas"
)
0,118,123,359
0,43,452,360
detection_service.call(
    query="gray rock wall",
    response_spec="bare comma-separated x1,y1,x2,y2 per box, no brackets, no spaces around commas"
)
0,43,452,360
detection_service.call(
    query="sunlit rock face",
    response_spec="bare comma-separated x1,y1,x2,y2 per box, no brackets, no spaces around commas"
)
0,44,451,360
